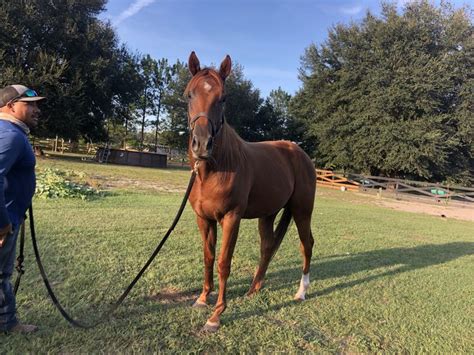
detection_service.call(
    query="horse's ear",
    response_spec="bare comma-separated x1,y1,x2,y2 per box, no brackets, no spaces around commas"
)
219,55,232,81
188,51,201,76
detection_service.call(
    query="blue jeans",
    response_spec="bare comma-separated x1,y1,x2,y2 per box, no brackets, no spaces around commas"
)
0,224,20,331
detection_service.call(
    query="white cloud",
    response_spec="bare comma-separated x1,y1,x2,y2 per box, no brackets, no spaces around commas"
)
339,5,363,16
397,0,415,5
112,0,156,26
397,0,418,7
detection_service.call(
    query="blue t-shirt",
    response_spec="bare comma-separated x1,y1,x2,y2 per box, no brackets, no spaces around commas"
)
0,120,36,228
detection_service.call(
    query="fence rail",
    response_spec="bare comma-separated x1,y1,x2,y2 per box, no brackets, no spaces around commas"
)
34,138,186,160
316,169,474,204
316,169,360,191
348,173,474,204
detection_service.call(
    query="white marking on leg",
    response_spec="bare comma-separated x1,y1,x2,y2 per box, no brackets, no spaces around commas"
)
294,273,310,300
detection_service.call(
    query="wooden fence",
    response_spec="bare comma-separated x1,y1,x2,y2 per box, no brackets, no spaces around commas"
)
316,169,360,191
34,138,94,155
34,138,186,161
348,173,474,204
316,169,474,204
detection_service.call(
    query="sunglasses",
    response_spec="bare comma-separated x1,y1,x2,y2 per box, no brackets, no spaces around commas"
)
21,89,39,97
8,89,39,105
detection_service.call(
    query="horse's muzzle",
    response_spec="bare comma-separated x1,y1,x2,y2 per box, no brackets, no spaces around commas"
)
191,134,213,159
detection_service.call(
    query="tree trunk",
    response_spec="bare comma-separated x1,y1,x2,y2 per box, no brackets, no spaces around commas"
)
141,88,147,150
154,92,163,151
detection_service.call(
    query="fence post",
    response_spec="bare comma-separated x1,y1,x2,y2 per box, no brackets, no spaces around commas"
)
447,184,450,205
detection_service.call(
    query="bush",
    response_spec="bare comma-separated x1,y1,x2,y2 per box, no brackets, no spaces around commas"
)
35,168,105,200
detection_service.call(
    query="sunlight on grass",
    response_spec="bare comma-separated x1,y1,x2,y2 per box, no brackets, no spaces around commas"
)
1,157,472,352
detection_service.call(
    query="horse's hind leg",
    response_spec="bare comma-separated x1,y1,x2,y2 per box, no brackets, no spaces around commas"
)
247,213,278,296
292,213,314,300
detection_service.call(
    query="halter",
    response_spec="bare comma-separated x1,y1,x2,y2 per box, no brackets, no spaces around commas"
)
189,111,225,138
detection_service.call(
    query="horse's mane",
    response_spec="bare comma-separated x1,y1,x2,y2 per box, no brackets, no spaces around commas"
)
212,121,247,175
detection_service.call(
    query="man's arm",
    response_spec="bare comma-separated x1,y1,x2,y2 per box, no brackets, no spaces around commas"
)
0,129,23,231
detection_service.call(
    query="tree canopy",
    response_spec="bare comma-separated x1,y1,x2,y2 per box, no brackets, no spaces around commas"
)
291,0,473,184
0,0,142,140
0,1,306,152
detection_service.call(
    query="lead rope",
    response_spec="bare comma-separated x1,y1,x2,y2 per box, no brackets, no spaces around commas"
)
28,170,197,328
13,222,25,295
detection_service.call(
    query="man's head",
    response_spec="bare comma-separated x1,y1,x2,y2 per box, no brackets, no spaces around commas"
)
0,85,45,129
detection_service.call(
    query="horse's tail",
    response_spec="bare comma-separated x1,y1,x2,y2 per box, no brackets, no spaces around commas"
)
271,206,293,260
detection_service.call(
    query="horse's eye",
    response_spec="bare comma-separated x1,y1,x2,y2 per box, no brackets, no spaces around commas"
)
220,95,226,104
187,92,192,100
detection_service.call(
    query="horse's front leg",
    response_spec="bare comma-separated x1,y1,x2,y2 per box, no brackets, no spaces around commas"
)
202,212,241,333
193,216,217,308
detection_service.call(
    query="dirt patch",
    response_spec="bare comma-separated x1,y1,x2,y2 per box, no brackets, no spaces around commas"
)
375,199,473,221
318,187,473,222
89,175,185,193
146,287,198,304
105,178,184,192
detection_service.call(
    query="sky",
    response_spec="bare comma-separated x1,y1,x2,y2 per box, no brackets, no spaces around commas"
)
101,0,470,98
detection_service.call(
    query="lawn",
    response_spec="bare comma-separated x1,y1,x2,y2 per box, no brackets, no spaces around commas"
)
1,157,473,353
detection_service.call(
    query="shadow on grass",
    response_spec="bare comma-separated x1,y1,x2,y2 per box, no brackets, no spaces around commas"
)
317,241,473,279
222,242,474,323
75,242,473,328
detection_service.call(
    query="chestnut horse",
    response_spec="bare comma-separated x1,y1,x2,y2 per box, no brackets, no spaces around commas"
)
186,52,316,332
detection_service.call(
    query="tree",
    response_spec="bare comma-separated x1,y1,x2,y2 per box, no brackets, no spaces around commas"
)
160,60,191,151
292,0,473,184
137,55,158,148
257,87,304,142
151,58,173,150
224,63,263,141
0,0,142,141
108,48,143,147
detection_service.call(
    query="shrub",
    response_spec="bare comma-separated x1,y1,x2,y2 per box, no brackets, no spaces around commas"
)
35,168,105,200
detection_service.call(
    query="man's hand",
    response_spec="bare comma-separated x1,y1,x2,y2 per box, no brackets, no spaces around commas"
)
0,223,12,248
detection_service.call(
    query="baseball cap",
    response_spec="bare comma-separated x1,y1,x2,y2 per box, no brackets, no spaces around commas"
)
0,85,45,107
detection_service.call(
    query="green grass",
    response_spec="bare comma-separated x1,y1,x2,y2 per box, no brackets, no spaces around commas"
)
1,158,473,353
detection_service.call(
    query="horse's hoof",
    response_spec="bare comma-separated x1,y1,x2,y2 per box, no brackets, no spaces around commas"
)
246,282,263,297
192,300,208,308
294,293,305,301
201,320,220,333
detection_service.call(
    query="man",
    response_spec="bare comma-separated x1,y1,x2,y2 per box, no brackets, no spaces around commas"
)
0,85,45,333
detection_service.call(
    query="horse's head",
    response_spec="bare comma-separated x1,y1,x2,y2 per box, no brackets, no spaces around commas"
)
185,51,231,160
